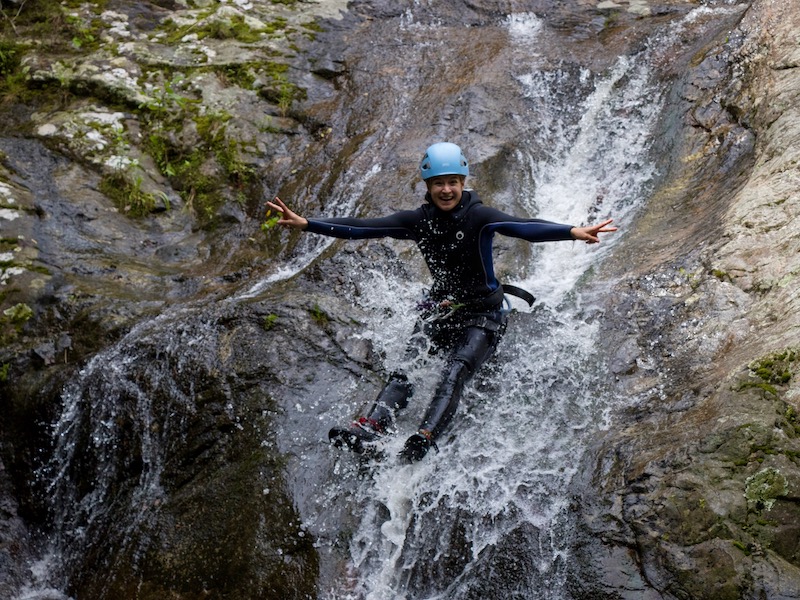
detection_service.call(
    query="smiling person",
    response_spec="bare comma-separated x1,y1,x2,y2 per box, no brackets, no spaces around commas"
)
267,142,616,462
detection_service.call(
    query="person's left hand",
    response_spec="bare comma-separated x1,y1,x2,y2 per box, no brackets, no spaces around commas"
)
571,219,617,244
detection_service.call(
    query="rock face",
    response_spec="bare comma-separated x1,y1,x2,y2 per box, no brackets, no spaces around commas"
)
570,1,800,598
1,2,350,598
1,0,799,598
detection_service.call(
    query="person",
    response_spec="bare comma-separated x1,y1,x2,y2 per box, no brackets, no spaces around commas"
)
267,142,616,462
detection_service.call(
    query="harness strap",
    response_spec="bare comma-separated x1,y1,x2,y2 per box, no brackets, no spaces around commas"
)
424,283,536,321
464,284,536,310
501,284,536,307
462,315,504,332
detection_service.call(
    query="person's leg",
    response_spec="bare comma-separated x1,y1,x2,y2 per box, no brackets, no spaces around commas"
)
357,316,437,428
401,311,507,461
329,320,429,454
329,372,413,454
364,372,413,429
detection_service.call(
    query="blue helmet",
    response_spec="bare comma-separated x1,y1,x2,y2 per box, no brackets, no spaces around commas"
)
419,142,469,180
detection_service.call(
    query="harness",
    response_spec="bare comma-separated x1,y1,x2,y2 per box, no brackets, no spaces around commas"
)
458,283,535,311
421,283,536,329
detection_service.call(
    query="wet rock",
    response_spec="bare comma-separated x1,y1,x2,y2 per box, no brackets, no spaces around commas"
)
572,0,800,597
32,342,56,366
0,458,32,599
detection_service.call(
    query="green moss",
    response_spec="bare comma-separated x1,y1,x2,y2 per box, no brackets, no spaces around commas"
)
258,65,306,116
194,110,231,142
3,303,33,323
263,17,289,36
309,305,329,326
0,39,22,77
299,20,323,41
750,349,797,385
301,20,325,33
99,171,158,216
736,348,798,398
0,39,31,103
65,13,103,52
262,314,278,331
712,269,731,282
0,1,112,107
139,74,199,119
1,0,107,53
139,85,258,224
204,14,265,43
745,468,788,512
731,539,751,555
216,63,258,90
736,380,780,397
162,12,277,45
5,0,294,227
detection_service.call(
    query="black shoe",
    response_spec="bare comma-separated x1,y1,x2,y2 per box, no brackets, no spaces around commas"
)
329,419,381,455
399,432,435,463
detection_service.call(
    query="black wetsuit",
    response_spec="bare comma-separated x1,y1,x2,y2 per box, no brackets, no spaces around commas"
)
307,191,575,446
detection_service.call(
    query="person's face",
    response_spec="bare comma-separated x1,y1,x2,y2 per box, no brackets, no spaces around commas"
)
426,174,465,212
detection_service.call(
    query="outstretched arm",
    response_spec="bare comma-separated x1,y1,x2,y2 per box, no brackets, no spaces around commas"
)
570,219,617,244
266,197,308,230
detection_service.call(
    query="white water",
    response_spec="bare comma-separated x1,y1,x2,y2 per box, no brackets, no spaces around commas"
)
304,10,727,600
24,310,222,600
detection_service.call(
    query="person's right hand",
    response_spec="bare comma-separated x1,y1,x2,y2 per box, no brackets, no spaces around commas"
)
266,197,308,230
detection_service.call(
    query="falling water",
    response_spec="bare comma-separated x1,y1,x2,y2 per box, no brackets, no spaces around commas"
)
19,310,226,600
303,7,740,600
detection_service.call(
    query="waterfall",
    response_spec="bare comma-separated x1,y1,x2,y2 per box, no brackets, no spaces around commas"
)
19,3,751,599
20,310,225,600
307,7,739,600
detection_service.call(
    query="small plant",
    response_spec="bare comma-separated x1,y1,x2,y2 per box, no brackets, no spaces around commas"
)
100,170,159,216
0,362,9,382
258,64,306,117
65,13,99,51
0,39,31,103
3,303,33,323
140,74,196,117
0,40,21,76
712,269,731,282
207,14,265,43
261,204,280,234
309,304,329,326
277,77,295,117
156,191,171,211
262,314,278,331
749,349,797,386
736,348,798,397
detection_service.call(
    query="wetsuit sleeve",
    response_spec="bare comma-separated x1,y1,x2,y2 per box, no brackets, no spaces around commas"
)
305,210,418,241
479,206,574,242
